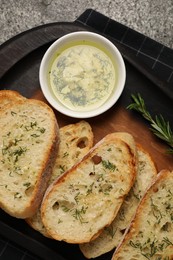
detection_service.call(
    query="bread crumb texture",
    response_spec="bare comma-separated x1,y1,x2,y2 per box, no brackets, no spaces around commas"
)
50,120,94,183
41,133,136,243
0,100,58,218
112,170,173,260
26,120,93,237
79,145,157,258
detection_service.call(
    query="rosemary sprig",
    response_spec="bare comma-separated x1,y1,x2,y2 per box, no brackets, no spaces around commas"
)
127,93,173,153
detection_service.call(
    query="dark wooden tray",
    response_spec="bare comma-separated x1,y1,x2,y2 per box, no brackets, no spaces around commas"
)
0,21,173,260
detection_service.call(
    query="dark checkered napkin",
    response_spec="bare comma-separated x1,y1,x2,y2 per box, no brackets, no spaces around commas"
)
77,9,173,87
0,235,39,260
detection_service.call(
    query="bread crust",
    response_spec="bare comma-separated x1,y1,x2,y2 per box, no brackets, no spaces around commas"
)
112,169,173,259
26,120,94,237
79,143,157,258
41,132,137,243
0,97,60,218
0,90,25,110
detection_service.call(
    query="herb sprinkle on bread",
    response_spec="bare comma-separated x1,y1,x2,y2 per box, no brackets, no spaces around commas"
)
41,132,137,244
79,144,157,258
112,169,173,260
26,120,94,237
0,97,59,218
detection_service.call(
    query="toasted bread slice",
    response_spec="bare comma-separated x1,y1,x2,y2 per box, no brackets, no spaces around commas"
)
41,132,137,244
112,169,173,260
0,90,25,110
26,120,94,237
49,120,94,183
79,144,157,258
0,98,59,218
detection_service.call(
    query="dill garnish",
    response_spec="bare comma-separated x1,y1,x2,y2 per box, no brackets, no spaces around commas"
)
72,206,88,224
102,160,116,171
129,236,173,259
127,93,173,153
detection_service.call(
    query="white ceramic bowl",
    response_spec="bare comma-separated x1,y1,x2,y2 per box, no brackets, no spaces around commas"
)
39,31,126,118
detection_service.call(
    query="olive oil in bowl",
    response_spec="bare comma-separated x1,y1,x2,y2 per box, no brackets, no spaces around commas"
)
39,31,126,118
49,41,118,112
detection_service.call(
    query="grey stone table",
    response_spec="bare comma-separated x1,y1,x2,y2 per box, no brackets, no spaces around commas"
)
0,0,173,48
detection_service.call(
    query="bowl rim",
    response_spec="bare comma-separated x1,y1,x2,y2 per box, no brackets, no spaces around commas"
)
39,31,126,118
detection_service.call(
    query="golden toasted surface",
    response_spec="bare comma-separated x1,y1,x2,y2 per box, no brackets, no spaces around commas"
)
0,90,25,110
41,132,137,244
26,120,94,237
112,169,173,260
79,144,157,258
0,97,59,218
49,120,94,183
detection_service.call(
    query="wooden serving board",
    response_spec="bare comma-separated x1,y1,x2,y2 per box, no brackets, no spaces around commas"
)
32,87,173,173
0,22,173,260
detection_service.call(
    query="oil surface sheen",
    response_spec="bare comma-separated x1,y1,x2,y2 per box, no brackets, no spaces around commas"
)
49,44,116,111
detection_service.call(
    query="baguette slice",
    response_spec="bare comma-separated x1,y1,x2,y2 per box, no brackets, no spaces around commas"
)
41,132,137,244
49,120,94,184
26,120,94,237
0,98,59,218
112,169,173,260
79,144,157,258
0,90,25,110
